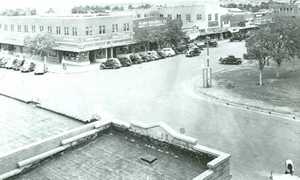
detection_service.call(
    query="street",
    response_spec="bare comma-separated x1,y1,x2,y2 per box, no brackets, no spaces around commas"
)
0,40,299,179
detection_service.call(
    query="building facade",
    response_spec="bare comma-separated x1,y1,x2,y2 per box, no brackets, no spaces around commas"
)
0,13,134,64
272,2,300,18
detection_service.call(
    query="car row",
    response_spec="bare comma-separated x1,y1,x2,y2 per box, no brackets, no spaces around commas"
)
0,55,46,75
100,48,176,70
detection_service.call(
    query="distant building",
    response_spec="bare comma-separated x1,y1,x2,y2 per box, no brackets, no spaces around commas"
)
271,1,300,18
0,12,135,65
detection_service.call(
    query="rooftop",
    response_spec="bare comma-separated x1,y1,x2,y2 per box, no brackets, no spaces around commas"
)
10,127,211,180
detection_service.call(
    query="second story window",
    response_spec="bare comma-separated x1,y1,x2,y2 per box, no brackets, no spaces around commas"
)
123,23,129,32
112,24,118,33
10,24,14,32
186,14,191,22
196,14,202,20
85,26,92,35
72,27,77,36
17,25,21,32
99,25,105,34
167,14,172,19
214,13,218,21
4,24,8,31
24,25,28,32
39,26,44,32
0,24,2,30
177,14,181,20
32,25,36,32
56,26,61,35
64,27,69,35
48,26,52,33
137,14,141,18
208,14,212,21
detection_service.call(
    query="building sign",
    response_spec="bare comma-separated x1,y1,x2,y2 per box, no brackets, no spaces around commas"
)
133,17,166,30
208,21,219,27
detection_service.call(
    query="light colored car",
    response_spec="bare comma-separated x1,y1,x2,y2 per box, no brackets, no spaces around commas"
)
100,58,122,69
34,64,48,75
161,48,176,57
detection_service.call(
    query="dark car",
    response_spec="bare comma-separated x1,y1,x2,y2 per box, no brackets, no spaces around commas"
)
21,61,36,73
100,58,121,69
205,40,218,47
139,52,154,62
12,59,25,71
147,51,161,60
118,56,132,67
185,48,201,57
243,53,256,60
230,35,244,42
219,55,242,65
175,44,188,54
130,54,143,64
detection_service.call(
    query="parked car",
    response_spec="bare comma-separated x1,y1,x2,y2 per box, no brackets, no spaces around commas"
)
160,48,176,57
185,48,201,57
139,52,154,62
5,58,16,69
243,53,256,60
157,50,168,59
195,42,206,49
12,59,25,71
0,57,8,68
100,58,121,69
219,55,242,65
175,44,188,54
130,53,143,64
230,35,244,42
204,40,218,47
34,64,48,75
21,61,35,73
147,51,161,60
117,55,132,67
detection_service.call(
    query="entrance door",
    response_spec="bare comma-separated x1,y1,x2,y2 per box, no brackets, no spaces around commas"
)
89,51,96,63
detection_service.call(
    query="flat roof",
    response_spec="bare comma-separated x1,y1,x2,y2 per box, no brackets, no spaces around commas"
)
10,127,211,180
0,95,82,157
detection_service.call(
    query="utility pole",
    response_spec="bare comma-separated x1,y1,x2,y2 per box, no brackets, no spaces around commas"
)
203,36,212,88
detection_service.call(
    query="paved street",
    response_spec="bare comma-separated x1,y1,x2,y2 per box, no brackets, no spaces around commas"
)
0,40,299,179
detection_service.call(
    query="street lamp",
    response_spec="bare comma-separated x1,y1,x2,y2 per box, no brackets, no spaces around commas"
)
203,36,212,88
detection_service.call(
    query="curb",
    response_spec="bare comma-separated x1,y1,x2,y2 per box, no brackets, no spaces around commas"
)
192,77,299,121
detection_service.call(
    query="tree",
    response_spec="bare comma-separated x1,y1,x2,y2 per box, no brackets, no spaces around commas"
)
246,28,272,86
163,19,186,48
24,34,57,71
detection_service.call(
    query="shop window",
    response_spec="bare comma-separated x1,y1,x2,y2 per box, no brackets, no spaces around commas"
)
49,50,57,57
95,49,106,59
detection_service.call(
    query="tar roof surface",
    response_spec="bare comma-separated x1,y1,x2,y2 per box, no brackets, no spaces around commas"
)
11,128,210,180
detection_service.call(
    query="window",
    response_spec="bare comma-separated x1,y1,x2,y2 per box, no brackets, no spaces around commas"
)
144,14,147,18
99,25,105,34
72,27,77,36
17,25,21,32
64,27,69,35
85,26,92,35
160,14,164,18
208,14,212,21
24,25,28,32
186,14,191,22
4,24,8,31
112,24,118,33
47,26,52,33
177,14,181,20
0,24,2,29
167,14,172,19
137,14,141,18
56,26,61,35
32,25,36,32
214,13,218,21
10,24,14,32
123,23,129,32
39,26,44,32
196,14,202,20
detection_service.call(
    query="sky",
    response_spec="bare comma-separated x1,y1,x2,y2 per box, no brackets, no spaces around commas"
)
0,0,219,9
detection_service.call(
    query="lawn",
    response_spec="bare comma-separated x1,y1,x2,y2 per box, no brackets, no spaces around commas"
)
214,64,300,114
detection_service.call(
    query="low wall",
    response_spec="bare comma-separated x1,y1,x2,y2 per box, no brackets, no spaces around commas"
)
0,120,231,180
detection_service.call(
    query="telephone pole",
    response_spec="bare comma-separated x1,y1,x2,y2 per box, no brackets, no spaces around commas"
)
202,36,212,88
